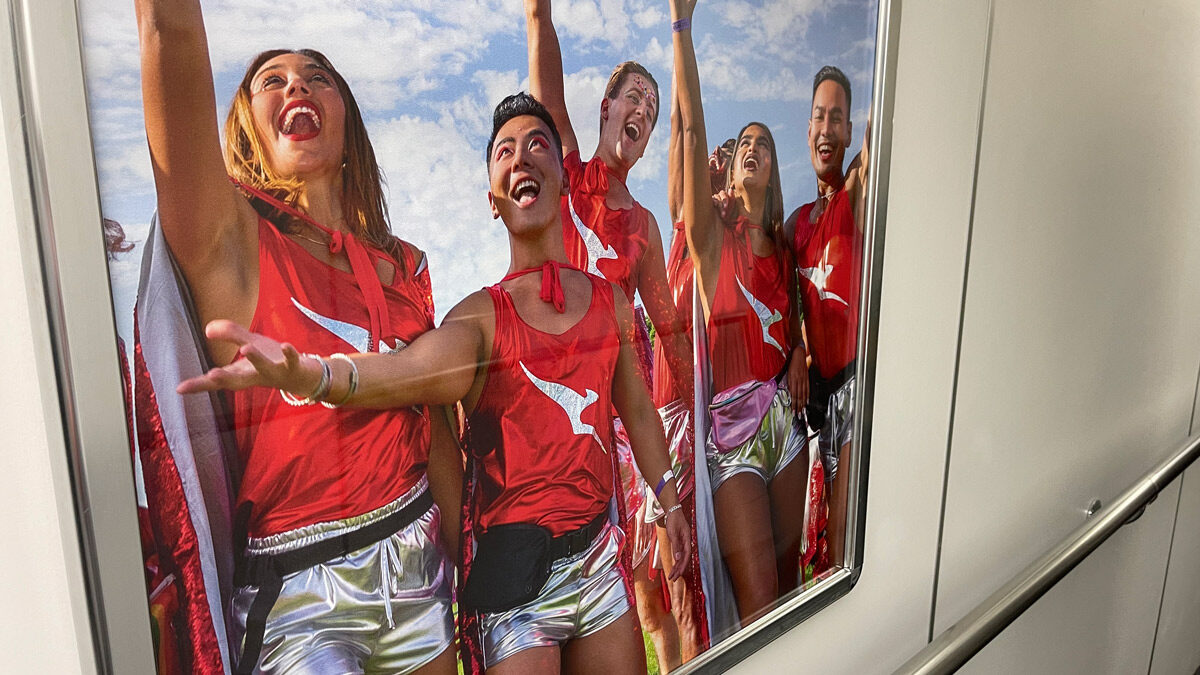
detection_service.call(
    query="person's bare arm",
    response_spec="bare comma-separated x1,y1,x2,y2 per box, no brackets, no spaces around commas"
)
178,291,492,409
844,116,871,233
670,0,720,318
524,0,579,157
428,406,464,564
135,0,258,331
668,70,684,224
609,288,691,579
638,214,694,408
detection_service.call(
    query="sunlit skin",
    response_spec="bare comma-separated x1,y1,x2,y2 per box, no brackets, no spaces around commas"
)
730,124,774,240
249,54,347,187
487,118,570,251
597,74,659,183
808,78,852,201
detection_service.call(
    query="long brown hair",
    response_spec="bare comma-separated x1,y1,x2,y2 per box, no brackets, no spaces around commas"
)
728,122,797,328
728,122,785,244
223,49,400,261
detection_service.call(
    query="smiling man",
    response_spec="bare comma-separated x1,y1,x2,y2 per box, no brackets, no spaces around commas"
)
785,65,869,575
179,93,691,675
523,4,694,667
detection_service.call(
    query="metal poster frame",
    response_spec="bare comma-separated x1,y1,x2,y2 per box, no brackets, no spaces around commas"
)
3,0,898,671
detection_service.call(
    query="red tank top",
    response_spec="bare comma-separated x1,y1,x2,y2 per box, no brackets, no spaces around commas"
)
793,191,861,379
233,219,435,537
708,217,793,394
466,274,619,536
561,151,650,302
652,221,695,407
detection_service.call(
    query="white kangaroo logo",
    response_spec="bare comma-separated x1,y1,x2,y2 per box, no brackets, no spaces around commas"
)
292,298,405,354
736,277,785,357
520,361,607,452
569,201,617,279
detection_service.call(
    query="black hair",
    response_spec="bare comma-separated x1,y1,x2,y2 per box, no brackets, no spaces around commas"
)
486,92,564,166
812,65,852,113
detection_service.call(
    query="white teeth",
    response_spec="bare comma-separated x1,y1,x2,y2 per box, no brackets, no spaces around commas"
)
625,123,639,141
513,178,540,203
282,105,321,134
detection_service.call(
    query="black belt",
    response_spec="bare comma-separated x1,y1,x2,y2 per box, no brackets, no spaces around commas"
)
806,361,856,431
234,488,433,674
548,510,609,562
811,360,855,401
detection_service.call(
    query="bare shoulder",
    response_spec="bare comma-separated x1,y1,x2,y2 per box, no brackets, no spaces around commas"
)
443,288,494,328
394,238,427,273
783,206,802,243
607,280,635,325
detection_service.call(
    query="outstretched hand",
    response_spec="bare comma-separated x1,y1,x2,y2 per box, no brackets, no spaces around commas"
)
177,320,318,396
663,505,693,580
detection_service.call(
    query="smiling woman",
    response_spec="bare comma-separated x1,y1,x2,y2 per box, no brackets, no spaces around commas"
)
130,0,462,672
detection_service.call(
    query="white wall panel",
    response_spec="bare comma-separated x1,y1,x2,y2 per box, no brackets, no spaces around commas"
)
935,0,1200,671
1150,468,1200,674
733,0,990,671
961,482,1181,674
0,1,92,669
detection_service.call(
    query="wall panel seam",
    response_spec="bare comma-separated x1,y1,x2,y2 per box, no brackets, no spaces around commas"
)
927,0,995,644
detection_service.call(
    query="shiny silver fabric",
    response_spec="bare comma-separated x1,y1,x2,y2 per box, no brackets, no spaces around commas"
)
612,419,654,568
707,385,805,492
232,480,454,674
816,375,855,482
644,399,693,523
477,523,632,668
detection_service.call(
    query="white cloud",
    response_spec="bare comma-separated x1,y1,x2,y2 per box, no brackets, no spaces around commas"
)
714,0,834,57
372,113,506,318
632,6,666,30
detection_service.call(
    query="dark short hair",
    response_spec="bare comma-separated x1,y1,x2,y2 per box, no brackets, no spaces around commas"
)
813,65,852,113
486,92,564,166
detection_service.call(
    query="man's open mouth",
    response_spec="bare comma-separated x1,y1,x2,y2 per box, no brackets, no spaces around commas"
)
512,178,541,207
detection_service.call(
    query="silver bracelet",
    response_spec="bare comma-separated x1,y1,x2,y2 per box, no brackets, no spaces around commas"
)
279,354,331,406
321,353,359,408
666,502,683,517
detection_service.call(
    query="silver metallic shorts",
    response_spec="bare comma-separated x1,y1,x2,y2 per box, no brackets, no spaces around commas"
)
231,480,454,674
707,386,806,492
644,399,694,523
477,522,632,668
815,375,855,482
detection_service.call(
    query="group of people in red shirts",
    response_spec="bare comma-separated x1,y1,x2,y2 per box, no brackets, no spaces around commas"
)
132,0,867,672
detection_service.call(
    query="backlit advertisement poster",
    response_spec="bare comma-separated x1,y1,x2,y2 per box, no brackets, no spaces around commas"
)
79,0,880,671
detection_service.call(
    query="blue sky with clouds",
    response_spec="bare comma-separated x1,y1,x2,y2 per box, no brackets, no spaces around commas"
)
80,0,877,344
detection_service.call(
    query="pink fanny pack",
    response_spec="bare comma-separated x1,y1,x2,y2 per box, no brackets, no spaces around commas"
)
709,378,778,453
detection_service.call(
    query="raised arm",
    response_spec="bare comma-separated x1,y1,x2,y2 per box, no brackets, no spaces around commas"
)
637,214,694,408
135,0,257,313
670,0,721,317
609,287,691,579
844,115,871,233
178,291,492,410
524,0,580,157
668,70,684,223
